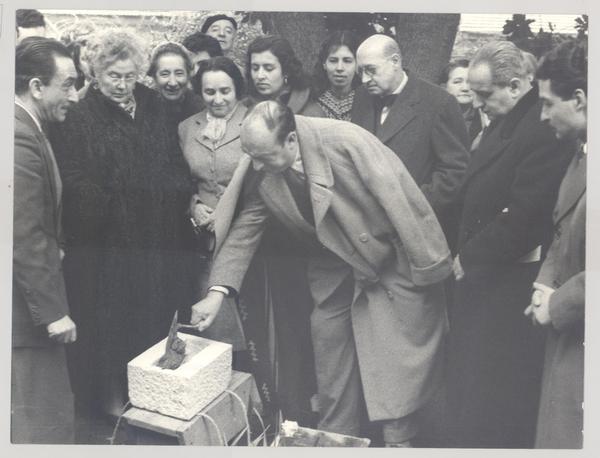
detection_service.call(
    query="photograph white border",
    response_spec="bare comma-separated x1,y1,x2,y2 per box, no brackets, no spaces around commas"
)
1,0,597,457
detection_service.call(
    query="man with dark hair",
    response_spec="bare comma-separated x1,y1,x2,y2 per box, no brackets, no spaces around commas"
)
182,32,223,75
16,9,46,44
13,37,78,443
190,100,453,446
524,39,587,449
445,40,575,448
352,34,470,240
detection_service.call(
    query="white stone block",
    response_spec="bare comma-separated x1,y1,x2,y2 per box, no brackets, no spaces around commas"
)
128,333,232,420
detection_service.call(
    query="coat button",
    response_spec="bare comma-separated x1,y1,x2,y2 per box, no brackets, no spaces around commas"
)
359,233,369,243
386,290,394,300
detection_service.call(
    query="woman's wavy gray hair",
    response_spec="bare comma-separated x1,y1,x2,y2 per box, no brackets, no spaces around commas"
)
84,29,147,78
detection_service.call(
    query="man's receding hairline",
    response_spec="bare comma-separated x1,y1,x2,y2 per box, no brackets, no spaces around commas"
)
358,35,400,59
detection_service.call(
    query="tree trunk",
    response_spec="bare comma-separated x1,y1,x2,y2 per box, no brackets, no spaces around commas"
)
256,12,328,73
395,13,461,84
251,12,460,86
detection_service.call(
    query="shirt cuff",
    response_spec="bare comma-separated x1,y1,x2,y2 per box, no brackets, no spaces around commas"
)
208,285,234,297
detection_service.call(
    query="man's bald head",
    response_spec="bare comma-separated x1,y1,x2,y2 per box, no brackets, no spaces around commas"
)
356,34,404,96
357,34,401,61
241,101,299,173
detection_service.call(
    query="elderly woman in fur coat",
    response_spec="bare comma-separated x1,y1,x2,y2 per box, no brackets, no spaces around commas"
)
50,30,195,419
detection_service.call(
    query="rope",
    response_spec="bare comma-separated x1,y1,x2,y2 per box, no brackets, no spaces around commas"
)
195,412,228,446
224,389,252,446
251,407,268,446
109,401,132,445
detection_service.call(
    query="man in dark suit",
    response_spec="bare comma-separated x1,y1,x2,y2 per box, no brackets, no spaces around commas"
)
190,101,452,446
352,34,470,235
445,41,574,448
524,40,587,449
12,37,79,443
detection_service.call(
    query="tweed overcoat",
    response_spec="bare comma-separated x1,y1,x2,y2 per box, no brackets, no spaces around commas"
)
12,104,74,442
208,116,452,420
534,152,585,449
445,86,575,448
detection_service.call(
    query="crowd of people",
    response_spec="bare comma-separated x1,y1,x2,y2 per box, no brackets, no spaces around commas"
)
12,9,587,449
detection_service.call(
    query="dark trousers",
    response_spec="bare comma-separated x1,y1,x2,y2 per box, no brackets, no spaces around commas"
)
445,262,546,448
11,345,75,444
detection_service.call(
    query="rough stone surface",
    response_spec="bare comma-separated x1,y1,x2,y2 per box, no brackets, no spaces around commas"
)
128,333,232,420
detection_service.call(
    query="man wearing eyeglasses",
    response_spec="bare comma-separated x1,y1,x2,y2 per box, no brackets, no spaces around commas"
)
351,34,470,244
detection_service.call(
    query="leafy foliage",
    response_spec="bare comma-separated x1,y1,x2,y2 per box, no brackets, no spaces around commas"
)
575,15,588,39
502,14,535,42
502,13,577,58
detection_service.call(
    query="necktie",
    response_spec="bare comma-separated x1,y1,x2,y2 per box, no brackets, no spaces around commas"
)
375,93,398,112
374,94,398,128
283,167,314,226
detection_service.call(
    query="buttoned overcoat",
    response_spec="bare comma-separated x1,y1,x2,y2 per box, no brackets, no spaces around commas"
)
446,87,574,448
209,116,452,420
534,152,585,449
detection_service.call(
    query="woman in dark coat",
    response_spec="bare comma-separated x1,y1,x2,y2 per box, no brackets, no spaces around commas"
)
245,35,324,117
51,30,195,417
147,41,204,127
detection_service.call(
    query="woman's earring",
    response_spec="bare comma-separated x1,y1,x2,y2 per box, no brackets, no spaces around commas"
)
284,75,288,85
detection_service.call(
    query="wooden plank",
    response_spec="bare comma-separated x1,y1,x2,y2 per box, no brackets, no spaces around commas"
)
123,371,263,445
279,425,371,447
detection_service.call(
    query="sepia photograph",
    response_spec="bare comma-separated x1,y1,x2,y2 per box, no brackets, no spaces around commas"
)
2,0,596,455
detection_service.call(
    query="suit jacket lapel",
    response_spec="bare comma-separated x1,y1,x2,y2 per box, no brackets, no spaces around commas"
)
295,117,376,278
213,155,251,253
192,113,214,150
259,173,315,235
15,104,61,233
219,104,247,147
350,86,377,132
376,76,419,145
554,153,586,224
295,117,334,227
464,87,541,184
194,104,247,150
463,121,512,181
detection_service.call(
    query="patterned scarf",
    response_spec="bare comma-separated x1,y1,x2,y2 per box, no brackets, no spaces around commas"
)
119,97,137,119
201,102,239,144
317,89,355,121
